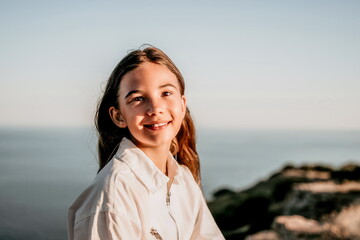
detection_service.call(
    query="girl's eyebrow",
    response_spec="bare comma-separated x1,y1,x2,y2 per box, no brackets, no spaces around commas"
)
159,83,177,89
124,90,141,99
124,84,177,99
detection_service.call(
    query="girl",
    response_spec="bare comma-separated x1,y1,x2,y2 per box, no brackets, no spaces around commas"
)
68,46,224,240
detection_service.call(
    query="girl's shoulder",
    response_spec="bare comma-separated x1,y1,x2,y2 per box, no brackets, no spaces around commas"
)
69,158,140,223
178,164,193,178
177,164,201,190
96,158,133,184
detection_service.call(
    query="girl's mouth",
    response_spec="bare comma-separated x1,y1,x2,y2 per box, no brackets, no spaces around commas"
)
144,121,171,130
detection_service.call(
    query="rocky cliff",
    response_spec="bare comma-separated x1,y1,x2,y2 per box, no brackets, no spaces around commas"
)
208,163,360,240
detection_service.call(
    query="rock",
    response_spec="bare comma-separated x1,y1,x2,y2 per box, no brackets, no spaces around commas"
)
208,163,360,240
212,188,236,198
244,230,280,240
281,168,330,180
283,181,360,220
295,181,360,193
332,163,360,182
324,201,360,239
273,215,325,240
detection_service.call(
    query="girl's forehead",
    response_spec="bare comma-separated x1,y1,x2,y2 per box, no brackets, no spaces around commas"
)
119,62,180,91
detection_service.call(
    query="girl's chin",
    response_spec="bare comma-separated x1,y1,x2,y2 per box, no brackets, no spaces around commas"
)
130,135,174,149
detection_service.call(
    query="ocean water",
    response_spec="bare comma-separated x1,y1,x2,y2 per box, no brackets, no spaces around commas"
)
0,127,359,239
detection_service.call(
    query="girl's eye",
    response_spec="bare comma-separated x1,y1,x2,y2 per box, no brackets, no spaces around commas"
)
130,96,145,103
162,91,172,97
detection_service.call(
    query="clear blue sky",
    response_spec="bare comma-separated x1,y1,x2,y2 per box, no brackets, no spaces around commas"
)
1,1,359,129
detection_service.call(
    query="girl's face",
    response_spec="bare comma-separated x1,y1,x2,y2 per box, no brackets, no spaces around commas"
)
111,62,186,150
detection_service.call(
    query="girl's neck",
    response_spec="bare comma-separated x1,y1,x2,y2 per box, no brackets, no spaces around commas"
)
138,144,170,175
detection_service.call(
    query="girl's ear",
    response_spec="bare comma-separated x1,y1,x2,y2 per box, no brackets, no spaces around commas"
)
181,95,187,114
109,107,127,128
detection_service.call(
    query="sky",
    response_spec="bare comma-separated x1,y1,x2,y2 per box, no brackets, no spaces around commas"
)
0,0,359,130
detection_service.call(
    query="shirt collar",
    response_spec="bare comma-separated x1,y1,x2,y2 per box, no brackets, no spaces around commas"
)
114,137,185,193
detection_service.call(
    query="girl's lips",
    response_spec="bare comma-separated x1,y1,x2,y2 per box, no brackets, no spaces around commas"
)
144,121,171,130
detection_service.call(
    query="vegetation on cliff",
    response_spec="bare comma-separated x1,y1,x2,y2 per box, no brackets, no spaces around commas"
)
209,163,360,240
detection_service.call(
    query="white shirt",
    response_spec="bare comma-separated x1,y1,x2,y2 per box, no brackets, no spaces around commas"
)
68,138,225,240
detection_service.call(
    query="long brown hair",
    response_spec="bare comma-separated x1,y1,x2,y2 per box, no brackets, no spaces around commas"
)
95,46,200,183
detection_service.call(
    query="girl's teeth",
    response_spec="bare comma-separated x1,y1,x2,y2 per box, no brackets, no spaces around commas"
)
152,122,167,127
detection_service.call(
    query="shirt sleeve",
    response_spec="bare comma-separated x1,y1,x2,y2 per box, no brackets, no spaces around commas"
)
68,210,141,240
190,193,225,240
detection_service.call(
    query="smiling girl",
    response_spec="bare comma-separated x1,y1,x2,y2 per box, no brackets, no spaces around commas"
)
68,46,224,240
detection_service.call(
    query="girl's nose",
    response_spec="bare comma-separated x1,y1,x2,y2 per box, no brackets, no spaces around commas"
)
146,99,163,116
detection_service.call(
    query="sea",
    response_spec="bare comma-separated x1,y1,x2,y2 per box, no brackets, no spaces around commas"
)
0,127,359,239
